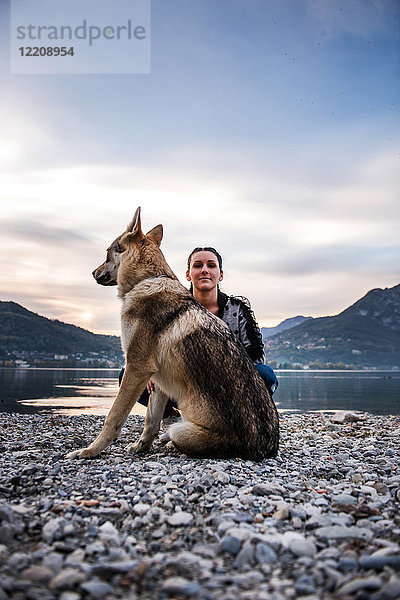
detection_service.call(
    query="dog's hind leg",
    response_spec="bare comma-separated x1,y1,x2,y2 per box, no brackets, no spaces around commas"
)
126,386,168,455
168,421,230,458
65,364,152,459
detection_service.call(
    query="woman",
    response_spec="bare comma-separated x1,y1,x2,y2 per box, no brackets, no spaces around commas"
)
120,247,278,416
185,247,278,395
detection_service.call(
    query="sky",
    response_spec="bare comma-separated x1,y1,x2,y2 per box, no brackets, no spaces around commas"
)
0,0,399,335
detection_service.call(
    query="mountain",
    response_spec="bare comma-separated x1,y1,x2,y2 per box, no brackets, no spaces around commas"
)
261,316,313,339
0,301,123,358
2,283,399,369
265,284,400,368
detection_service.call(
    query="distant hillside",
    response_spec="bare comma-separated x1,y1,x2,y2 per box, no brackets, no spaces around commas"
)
266,284,400,368
261,316,312,339
3,283,399,369
0,301,123,357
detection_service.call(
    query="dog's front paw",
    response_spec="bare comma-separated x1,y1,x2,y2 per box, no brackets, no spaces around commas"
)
65,447,98,459
126,440,151,455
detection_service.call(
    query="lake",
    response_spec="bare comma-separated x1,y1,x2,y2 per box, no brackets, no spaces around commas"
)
0,368,399,416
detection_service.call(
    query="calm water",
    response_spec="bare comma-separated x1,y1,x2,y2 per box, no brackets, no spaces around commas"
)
0,368,399,415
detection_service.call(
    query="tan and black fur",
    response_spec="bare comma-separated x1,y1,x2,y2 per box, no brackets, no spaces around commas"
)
66,208,279,461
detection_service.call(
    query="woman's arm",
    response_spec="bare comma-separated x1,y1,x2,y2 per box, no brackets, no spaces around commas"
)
220,294,265,363
237,298,265,363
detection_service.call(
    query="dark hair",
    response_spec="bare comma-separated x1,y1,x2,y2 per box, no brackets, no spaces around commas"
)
187,247,223,270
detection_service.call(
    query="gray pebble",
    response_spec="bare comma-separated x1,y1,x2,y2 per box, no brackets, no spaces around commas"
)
332,493,357,506
288,537,317,557
233,544,254,569
80,579,113,599
315,525,373,541
49,568,85,590
254,542,277,564
337,575,382,595
168,511,194,526
42,518,65,544
220,535,241,556
20,565,53,583
162,576,201,596
359,555,400,571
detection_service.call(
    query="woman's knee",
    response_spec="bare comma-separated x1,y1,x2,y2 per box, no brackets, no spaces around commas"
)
255,364,279,394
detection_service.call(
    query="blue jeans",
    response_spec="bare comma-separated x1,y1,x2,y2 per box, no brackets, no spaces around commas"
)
255,364,279,395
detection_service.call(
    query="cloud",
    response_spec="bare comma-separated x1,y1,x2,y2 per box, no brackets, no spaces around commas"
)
0,217,92,245
1,106,398,330
246,245,400,277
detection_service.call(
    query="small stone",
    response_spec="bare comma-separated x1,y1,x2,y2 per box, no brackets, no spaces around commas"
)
168,512,193,527
20,565,53,583
63,523,75,536
98,521,119,542
374,482,389,495
332,493,357,507
359,555,400,570
91,560,138,577
133,503,150,516
65,548,85,567
338,557,358,572
225,527,253,541
289,537,317,557
330,411,362,424
162,576,200,596
351,473,364,484
316,526,373,542
216,471,230,484
85,542,105,556
295,575,316,596
49,568,85,590
80,580,113,599
254,542,277,564
376,579,400,600
59,593,81,600
42,552,64,573
0,588,8,600
8,552,31,571
274,506,290,520
220,535,241,556
252,482,285,496
337,576,382,595
233,544,254,569
42,518,64,544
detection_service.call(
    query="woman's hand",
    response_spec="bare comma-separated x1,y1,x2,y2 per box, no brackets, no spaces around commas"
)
147,380,155,394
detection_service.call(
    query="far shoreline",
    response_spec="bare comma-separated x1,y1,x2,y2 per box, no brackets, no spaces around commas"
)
1,366,399,372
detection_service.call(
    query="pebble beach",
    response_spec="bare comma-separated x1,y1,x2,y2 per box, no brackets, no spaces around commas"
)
0,411,399,600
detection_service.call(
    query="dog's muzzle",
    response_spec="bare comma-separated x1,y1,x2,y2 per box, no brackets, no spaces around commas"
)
92,269,117,286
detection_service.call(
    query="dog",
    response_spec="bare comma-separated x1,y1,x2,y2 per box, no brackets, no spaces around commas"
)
66,208,279,460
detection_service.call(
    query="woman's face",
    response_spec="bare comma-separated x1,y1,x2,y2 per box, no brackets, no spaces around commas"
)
186,250,223,292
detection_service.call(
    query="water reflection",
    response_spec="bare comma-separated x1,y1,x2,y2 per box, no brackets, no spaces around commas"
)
0,368,399,416
276,370,399,414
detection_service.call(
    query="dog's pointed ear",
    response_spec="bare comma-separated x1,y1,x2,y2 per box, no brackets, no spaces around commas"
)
146,224,163,247
125,207,144,243
126,207,142,234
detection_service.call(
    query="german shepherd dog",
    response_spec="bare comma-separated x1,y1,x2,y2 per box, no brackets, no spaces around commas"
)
66,208,279,460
